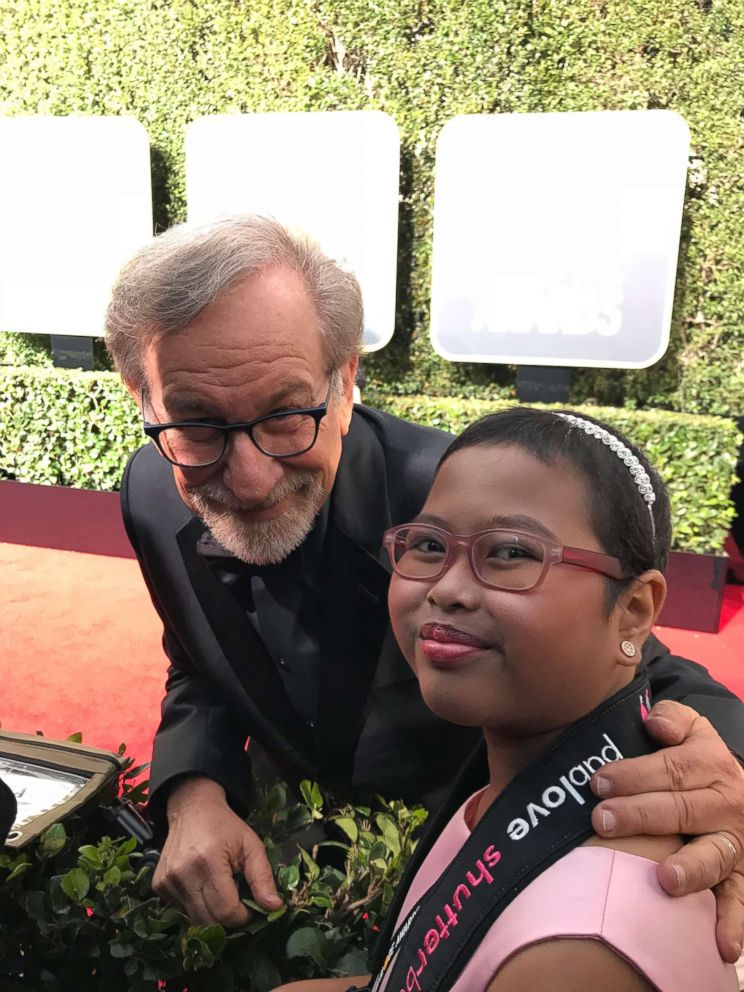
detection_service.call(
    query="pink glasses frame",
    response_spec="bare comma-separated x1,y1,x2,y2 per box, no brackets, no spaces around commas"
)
382,524,626,592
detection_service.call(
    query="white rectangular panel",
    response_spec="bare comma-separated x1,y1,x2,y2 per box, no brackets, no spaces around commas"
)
186,111,400,351
0,115,152,338
430,111,690,368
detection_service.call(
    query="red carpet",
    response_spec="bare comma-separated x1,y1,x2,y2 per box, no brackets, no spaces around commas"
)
656,583,744,702
1,541,165,767
1,480,743,772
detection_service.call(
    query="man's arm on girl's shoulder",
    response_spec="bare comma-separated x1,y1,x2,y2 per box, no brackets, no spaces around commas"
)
486,939,653,992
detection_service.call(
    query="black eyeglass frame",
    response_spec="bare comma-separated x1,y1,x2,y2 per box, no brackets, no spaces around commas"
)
141,375,336,468
382,523,627,592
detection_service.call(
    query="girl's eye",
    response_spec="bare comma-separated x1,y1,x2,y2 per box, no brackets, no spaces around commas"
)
409,535,446,555
484,541,541,563
489,544,530,561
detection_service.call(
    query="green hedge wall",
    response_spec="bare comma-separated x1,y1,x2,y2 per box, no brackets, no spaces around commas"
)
1,367,740,555
0,368,142,492
0,0,743,414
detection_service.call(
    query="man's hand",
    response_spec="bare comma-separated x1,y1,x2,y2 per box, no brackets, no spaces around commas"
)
589,700,744,962
153,776,282,927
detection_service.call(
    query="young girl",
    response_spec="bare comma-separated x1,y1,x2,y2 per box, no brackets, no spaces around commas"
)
276,408,737,992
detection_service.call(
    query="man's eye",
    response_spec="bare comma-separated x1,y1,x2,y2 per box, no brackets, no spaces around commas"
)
267,396,312,416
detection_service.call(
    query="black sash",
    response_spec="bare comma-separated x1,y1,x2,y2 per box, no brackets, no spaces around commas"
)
370,673,655,992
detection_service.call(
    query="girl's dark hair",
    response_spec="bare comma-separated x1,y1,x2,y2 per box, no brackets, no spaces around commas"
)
440,407,672,610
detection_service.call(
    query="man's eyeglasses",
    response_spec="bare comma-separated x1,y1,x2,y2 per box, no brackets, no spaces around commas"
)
142,376,336,468
383,523,626,593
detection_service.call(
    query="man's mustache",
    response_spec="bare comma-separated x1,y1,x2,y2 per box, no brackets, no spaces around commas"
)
187,474,313,513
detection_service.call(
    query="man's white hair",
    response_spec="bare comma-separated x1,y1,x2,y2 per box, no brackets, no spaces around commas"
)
105,214,364,389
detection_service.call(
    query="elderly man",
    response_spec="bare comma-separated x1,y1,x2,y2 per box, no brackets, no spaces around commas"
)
106,215,744,959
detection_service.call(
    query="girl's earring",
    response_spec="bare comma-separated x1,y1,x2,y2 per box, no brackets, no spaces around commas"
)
620,640,636,658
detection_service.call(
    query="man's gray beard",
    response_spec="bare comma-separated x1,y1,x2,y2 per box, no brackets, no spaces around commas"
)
187,472,326,565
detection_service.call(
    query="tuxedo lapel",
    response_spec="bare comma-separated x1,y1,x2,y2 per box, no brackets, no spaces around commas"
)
176,518,316,759
315,522,391,783
314,413,396,783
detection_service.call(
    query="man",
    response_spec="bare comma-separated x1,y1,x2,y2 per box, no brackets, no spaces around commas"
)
106,215,744,959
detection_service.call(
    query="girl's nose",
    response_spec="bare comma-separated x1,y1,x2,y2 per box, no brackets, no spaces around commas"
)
426,549,481,611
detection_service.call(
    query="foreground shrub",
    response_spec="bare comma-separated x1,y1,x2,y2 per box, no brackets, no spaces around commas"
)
0,761,425,992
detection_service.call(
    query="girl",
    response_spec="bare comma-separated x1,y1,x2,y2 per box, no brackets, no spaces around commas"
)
277,408,737,992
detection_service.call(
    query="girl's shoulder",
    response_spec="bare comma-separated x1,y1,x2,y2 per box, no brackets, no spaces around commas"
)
486,935,654,992
479,841,735,992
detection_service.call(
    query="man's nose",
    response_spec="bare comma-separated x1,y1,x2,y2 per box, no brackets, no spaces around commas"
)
221,431,285,504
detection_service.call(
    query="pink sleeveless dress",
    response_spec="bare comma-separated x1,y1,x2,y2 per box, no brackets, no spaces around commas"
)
381,793,736,991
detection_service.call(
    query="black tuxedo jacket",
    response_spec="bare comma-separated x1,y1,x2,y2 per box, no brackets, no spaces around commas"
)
121,406,744,823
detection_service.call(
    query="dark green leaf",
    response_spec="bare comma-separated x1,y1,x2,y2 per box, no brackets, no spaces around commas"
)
198,924,227,957
286,926,330,966
61,868,90,901
38,823,67,857
103,865,122,886
78,845,104,868
109,938,136,959
334,817,359,843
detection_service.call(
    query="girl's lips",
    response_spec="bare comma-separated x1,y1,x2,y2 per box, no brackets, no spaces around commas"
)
418,622,489,648
418,623,489,666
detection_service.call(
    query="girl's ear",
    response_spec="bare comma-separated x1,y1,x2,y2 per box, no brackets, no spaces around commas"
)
615,570,667,666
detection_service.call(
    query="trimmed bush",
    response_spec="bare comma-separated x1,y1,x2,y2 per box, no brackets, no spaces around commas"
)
0,368,141,492
0,0,743,413
1,367,739,554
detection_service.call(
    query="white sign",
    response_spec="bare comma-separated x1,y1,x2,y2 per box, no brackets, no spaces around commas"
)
0,116,152,337
185,111,400,351
430,111,690,368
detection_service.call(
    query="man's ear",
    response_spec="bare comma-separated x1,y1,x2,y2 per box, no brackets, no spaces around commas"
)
337,355,359,435
123,378,141,407
616,570,667,662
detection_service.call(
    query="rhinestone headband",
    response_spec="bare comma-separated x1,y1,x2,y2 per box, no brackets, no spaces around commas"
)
555,413,656,542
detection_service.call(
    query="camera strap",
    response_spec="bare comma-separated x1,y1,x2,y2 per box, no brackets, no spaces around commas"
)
370,672,654,992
